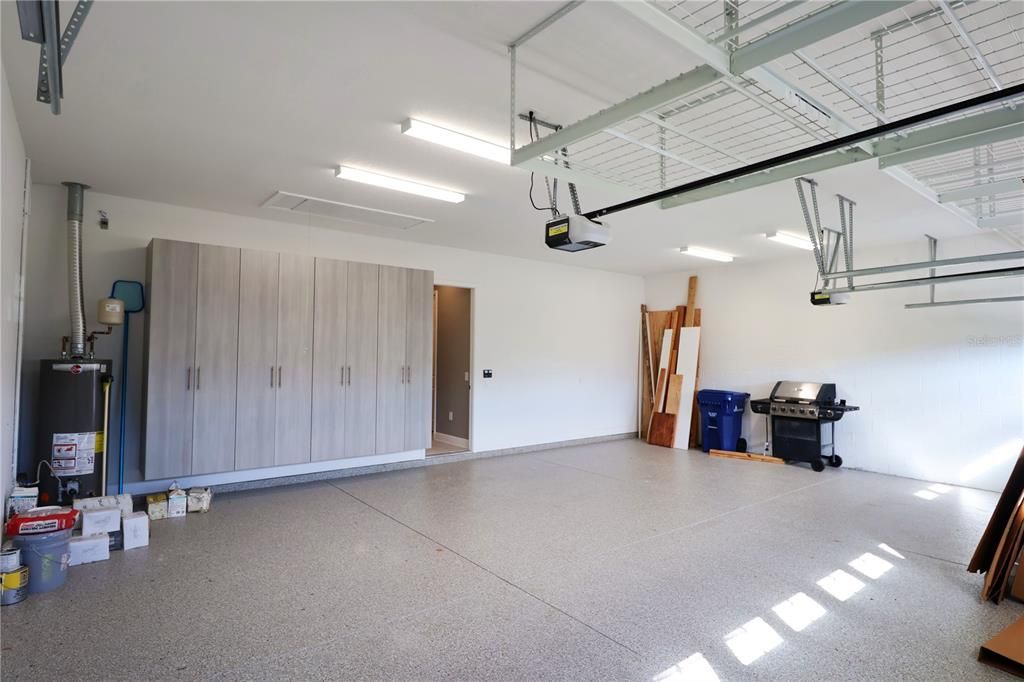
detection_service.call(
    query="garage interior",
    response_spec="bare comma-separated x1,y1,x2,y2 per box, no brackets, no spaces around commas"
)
1,1,1023,680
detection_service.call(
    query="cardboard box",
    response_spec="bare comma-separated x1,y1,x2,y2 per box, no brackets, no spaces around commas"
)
167,488,187,518
979,616,1024,677
73,494,134,518
146,493,168,520
1011,563,1024,603
187,487,212,513
82,508,121,535
122,512,149,550
7,487,38,516
69,533,109,566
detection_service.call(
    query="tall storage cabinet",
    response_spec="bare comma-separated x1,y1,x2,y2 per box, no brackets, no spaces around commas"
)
144,239,433,480
312,260,380,461
275,254,315,466
191,245,240,475
376,266,409,455
376,266,434,455
404,269,434,451
143,240,198,480
235,250,280,470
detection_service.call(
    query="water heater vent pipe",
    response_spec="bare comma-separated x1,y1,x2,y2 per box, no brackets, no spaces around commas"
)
63,182,89,357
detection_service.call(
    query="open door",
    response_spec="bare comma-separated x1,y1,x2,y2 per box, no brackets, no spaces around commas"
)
429,285,471,455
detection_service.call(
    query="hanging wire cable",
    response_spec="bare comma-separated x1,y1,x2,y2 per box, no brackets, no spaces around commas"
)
527,113,555,214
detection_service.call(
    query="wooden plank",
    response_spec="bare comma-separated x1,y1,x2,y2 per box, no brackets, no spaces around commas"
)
640,305,653,439
710,449,783,464
648,412,676,447
689,307,703,449
971,448,1024,573
684,276,698,327
978,616,1024,678
672,327,701,449
665,375,683,414
652,368,668,414
983,496,1024,600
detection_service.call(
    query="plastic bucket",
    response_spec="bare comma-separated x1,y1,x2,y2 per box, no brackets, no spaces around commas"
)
12,529,71,594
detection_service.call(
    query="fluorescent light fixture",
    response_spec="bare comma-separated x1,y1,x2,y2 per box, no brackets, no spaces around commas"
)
928,483,952,494
653,653,720,682
849,552,893,579
914,490,939,500
817,569,865,602
401,118,509,164
335,165,465,203
772,592,827,632
723,617,783,665
680,246,734,262
766,231,813,250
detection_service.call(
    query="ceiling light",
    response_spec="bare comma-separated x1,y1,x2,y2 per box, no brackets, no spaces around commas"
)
680,246,734,262
766,231,813,250
401,118,509,164
335,165,465,203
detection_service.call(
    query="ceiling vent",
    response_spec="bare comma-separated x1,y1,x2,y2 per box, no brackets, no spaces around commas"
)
261,191,434,230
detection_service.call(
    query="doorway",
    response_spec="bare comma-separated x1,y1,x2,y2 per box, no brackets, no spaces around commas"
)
429,285,472,456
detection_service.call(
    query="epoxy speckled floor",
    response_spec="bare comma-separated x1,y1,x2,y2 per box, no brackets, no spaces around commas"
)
2,439,1020,681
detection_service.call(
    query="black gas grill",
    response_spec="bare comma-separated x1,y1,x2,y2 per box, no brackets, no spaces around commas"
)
750,381,859,472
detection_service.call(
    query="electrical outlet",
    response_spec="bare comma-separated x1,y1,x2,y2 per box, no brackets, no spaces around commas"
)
448,411,454,421
483,369,493,378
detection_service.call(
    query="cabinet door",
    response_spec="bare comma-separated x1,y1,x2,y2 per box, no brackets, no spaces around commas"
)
404,269,434,450
311,258,348,462
375,266,408,454
143,240,198,480
235,250,279,470
344,262,379,458
275,253,315,465
192,245,240,475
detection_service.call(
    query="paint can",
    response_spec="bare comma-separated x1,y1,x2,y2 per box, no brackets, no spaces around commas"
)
1,566,30,606
12,529,72,594
0,546,21,573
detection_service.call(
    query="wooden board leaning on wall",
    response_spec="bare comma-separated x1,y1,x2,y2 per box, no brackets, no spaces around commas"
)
639,276,702,447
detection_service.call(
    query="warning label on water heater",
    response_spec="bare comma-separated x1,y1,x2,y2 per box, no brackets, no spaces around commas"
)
51,432,98,475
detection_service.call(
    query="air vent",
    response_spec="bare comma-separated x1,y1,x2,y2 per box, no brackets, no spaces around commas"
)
261,191,434,230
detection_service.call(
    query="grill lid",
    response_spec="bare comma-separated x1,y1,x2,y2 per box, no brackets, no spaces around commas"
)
770,381,836,404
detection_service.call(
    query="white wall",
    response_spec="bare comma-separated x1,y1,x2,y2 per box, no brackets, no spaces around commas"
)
1,66,28,505
20,184,642,492
646,234,1024,492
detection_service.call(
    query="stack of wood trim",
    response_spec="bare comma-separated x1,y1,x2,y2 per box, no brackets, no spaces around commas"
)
969,446,1024,603
639,277,702,449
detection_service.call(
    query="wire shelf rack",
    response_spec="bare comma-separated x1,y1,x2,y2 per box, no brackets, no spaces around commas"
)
515,0,1024,220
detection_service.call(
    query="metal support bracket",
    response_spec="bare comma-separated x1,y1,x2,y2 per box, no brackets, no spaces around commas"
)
31,0,93,113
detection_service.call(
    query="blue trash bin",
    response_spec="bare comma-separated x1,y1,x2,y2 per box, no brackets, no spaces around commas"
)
696,390,750,453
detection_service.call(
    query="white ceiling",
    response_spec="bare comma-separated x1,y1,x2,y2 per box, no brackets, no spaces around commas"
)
0,1,990,275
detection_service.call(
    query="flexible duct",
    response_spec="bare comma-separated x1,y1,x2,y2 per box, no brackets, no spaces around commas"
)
63,182,88,357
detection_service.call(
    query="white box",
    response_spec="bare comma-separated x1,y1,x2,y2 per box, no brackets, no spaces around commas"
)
7,486,38,516
73,494,133,518
167,489,187,518
187,487,212,513
122,512,150,550
69,533,109,566
82,508,121,535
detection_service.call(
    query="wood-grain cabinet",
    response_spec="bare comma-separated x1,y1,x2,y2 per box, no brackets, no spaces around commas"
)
143,238,433,480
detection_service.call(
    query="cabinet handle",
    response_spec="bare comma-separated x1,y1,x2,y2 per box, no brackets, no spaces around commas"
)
196,367,201,390
346,366,351,386
278,366,282,388
340,365,344,386
187,367,191,390
270,366,274,387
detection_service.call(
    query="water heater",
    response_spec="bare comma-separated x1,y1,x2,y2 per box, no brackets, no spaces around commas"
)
36,359,111,504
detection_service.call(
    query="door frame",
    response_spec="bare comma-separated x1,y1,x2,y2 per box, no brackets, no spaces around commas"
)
431,281,474,453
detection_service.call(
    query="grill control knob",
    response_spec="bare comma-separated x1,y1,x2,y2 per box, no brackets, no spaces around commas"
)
799,408,805,414
809,409,817,417
826,409,834,417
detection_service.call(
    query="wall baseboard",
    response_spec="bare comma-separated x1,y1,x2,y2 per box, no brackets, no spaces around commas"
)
433,431,469,448
213,432,636,494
